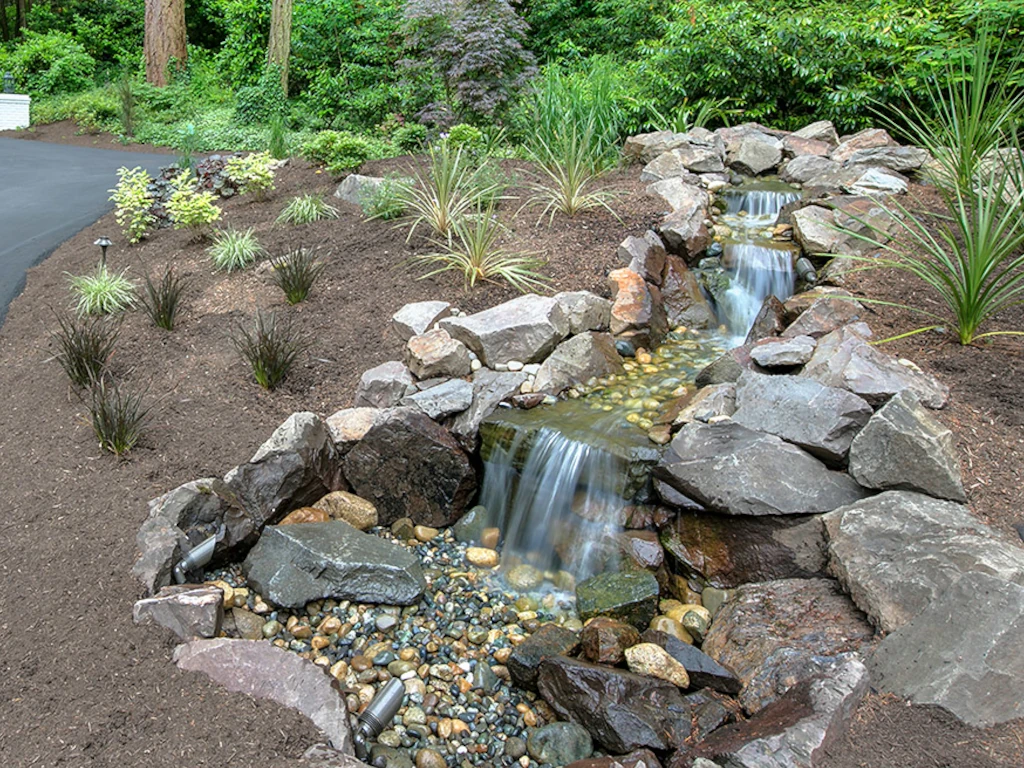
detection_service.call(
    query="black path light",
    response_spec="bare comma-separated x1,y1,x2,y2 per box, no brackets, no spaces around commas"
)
95,236,112,268
3,72,13,94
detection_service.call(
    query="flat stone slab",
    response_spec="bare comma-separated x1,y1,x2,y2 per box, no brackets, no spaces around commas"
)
823,490,1024,632
244,521,426,607
391,300,452,341
869,572,1024,727
353,361,416,408
174,637,354,752
401,378,474,420
655,421,868,516
748,336,816,368
451,369,528,445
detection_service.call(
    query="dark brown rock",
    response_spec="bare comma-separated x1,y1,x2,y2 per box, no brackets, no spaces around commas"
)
641,629,742,695
565,749,662,768
743,295,787,344
507,623,580,691
619,530,665,570
581,617,641,665
661,256,715,330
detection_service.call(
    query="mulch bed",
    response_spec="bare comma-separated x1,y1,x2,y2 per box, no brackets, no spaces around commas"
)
0,131,1021,767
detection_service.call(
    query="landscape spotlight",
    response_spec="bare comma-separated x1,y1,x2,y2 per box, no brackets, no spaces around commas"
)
95,236,112,267
3,72,13,94
353,677,405,760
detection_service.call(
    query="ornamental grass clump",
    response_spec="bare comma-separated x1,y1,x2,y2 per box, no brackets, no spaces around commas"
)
167,170,222,241
88,376,148,457
67,262,136,315
276,194,339,225
224,151,276,200
270,248,327,304
140,266,188,330
411,209,548,293
207,227,265,272
109,166,155,243
51,312,119,389
232,311,307,390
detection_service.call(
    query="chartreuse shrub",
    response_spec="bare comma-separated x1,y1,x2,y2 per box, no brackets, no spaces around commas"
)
88,376,148,457
232,311,307,390
301,131,392,175
0,30,95,96
207,228,265,272
109,167,156,244
67,264,136,315
51,313,120,389
167,171,222,241
277,194,340,225
224,151,276,199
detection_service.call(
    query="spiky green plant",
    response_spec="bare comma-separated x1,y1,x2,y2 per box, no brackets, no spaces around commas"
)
276,194,340,225
51,312,120,388
88,376,148,456
232,311,307,390
140,266,188,331
270,249,327,304
412,209,549,293
67,262,136,315
207,227,265,272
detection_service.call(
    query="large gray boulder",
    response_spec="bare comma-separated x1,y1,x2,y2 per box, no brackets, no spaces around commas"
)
845,168,908,196
843,146,929,173
533,332,624,396
792,120,840,146
674,383,736,425
174,638,356,752
830,128,897,165
450,369,528,445
642,146,725,181
800,324,949,408
729,132,784,175
334,174,383,205
848,391,965,500
343,407,476,526
440,294,569,367
391,300,452,341
655,422,868,516
732,372,873,465
244,520,426,607
554,290,613,334
648,178,711,258
702,578,873,714
780,155,840,184
823,491,1024,632
618,231,667,284
325,407,385,452
400,378,474,420
353,361,416,408
792,195,897,256
623,131,689,164
748,335,817,368
870,572,1024,727
781,295,865,339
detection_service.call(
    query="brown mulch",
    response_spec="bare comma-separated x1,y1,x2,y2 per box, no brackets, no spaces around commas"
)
0,133,1021,767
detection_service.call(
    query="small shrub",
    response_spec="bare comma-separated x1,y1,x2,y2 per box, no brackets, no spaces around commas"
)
447,123,484,152
232,311,307,390
412,210,548,293
359,176,408,221
167,170,222,241
270,248,327,304
207,227,265,272
117,75,138,137
301,130,390,175
277,194,340,225
224,151,276,200
51,312,120,389
268,114,289,159
394,123,428,152
176,122,200,170
88,376,148,457
109,166,155,244
234,65,288,125
140,266,188,330
67,263,136,315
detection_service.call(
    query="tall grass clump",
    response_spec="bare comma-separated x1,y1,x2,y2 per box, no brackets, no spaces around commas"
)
207,227,265,272
270,249,327,304
51,313,120,388
277,194,339,225
412,209,548,293
232,311,307,390
140,266,188,330
268,114,289,160
67,263,136,315
88,376,148,457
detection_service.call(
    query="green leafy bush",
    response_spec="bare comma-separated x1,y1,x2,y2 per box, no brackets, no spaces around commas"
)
30,87,120,131
394,123,429,152
224,151,276,199
270,248,327,304
360,176,408,221
109,167,155,244
88,376,148,456
67,263,136,315
235,65,288,125
447,124,485,152
301,130,391,175
1,30,96,96
167,171,222,241
277,194,340,225
232,311,307,390
207,227,265,272
51,313,120,389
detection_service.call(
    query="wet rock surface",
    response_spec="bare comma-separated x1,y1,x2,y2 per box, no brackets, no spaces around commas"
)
641,629,742,695
576,569,661,628
581,616,641,665
507,623,581,691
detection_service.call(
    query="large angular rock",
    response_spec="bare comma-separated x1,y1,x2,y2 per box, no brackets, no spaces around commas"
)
223,412,342,545
440,294,569,366
792,120,840,147
843,146,929,173
406,329,471,379
640,151,704,183
334,173,384,205
845,168,908,196
782,134,832,158
702,578,873,713
132,585,224,640
660,511,827,588
642,629,742,695
353,361,416,408
732,372,873,465
729,132,784,175
450,369,528,445
624,131,689,164
577,570,661,628
655,422,868,517
244,520,426,607
870,572,1024,727
609,268,663,335
674,383,736,425
400,378,474,420
649,179,711,258
527,722,594,766
343,408,476,526
642,146,724,181
507,623,581,691
823,491,1024,632
781,295,864,339
678,658,869,768
533,332,624,396
661,256,716,329
537,656,690,753
618,232,668,284
325,407,384,452
174,638,355,752
792,196,898,256
780,155,840,184
749,335,816,368
555,291,613,334
391,300,452,341
848,391,965,500
830,128,898,165
800,324,949,408
743,295,788,345
694,346,756,388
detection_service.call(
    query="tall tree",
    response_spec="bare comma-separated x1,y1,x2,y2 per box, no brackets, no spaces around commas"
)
144,0,187,87
267,0,293,96
0,0,10,43
14,0,25,36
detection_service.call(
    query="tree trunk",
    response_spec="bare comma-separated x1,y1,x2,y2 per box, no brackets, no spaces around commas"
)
144,0,187,87
14,0,25,36
267,0,293,96
1,0,11,43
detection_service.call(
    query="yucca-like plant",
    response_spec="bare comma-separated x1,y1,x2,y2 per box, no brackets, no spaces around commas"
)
52,312,120,388
232,311,307,390
140,266,188,330
67,262,136,315
88,376,148,456
207,227,266,272
412,210,549,293
276,194,339,225
270,248,327,304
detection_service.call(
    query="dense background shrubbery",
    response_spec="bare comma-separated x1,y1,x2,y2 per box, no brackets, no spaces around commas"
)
1,0,1021,150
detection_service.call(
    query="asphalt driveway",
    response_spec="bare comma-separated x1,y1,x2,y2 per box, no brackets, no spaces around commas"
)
0,136,168,327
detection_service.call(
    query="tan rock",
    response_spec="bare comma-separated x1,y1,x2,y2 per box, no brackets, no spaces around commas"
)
480,527,501,549
318,616,342,635
665,603,710,625
649,615,693,644
279,506,331,525
466,547,500,568
313,491,379,530
329,660,348,680
232,608,265,641
624,642,691,689
414,525,439,542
